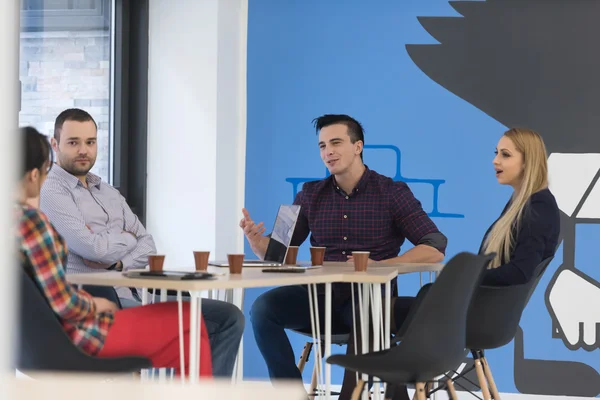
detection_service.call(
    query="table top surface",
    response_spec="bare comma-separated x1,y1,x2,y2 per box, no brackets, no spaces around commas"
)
66,261,442,291
8,373,306,400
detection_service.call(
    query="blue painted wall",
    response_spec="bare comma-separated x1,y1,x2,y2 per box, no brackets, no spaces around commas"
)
243,0,600,396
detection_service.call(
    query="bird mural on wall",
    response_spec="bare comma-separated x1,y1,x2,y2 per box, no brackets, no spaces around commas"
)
406,0,600,397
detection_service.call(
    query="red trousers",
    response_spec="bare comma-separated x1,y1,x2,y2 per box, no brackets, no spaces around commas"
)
97,301,212,377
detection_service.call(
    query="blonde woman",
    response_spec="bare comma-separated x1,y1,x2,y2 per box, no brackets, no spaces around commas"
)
477,127,560,284
340,128,561,400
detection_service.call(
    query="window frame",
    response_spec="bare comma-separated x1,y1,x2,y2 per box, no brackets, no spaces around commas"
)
21,0,111,32
111,0,149,225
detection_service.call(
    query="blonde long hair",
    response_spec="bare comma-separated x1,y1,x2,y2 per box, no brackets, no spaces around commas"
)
484,128,549,268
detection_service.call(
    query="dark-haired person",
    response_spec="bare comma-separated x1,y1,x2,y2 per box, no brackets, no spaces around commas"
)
17,126,212,376
39,108,244,378
241,114,448,387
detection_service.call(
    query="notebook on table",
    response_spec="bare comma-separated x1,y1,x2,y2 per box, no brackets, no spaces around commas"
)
123,270,216,280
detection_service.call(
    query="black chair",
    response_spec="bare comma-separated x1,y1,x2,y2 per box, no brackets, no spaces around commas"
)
327,252,494,400
294,328,350,396
439,256,555,400
16,267,152,374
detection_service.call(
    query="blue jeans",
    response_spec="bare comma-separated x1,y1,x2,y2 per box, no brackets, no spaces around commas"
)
250,285,354,381
193,297,245,377
83,285,245,378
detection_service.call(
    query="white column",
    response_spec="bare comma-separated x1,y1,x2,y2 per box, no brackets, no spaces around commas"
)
215,0,247,259
0,0,19,378
147,0,247,268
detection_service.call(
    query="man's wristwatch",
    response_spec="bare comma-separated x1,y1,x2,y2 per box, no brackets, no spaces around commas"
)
107,262,118,270
107,261,122,271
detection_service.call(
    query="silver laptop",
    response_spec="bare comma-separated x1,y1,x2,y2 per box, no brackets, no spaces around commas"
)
209,204,301,267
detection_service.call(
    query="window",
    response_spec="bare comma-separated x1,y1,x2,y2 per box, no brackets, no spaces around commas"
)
19,0,150,223
19,0,114,183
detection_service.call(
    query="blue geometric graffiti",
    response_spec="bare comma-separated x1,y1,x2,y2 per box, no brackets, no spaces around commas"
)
286,144,464,218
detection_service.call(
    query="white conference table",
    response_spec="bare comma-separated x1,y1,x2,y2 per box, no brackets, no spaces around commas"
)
66,261,443,399
8,373,308,400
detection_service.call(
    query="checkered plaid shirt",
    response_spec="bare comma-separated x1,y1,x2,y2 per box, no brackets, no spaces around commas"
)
17,204,114,355
291,167,445,302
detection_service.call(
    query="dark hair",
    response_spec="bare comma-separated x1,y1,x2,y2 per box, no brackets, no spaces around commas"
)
22,126,53,176
312,114,365,159
53,108,97,142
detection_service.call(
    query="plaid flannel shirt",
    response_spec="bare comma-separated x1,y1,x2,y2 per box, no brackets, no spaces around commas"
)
291,167,445,303
17,204,114,355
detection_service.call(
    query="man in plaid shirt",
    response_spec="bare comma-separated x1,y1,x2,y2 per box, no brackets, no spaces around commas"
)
241,114,448,387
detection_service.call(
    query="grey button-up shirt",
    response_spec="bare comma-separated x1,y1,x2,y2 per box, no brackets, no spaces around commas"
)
40,164,156,279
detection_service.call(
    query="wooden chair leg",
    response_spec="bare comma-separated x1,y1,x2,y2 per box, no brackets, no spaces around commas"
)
309,361,319,395
445,378,458,400
474,358,492,400
351,379,366,400
482,357,501,400
297,341,313,374
415,382,427,400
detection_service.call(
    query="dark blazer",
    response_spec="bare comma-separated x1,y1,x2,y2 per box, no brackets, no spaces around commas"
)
479,188,560,286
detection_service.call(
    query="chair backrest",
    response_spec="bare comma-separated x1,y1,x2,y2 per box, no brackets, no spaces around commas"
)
394,252,495,375
17,266,152,373
524,256,554,305
16,266,95,371
466,256,554,349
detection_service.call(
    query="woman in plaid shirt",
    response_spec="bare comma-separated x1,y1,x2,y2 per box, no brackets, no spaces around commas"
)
17,126,212,377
